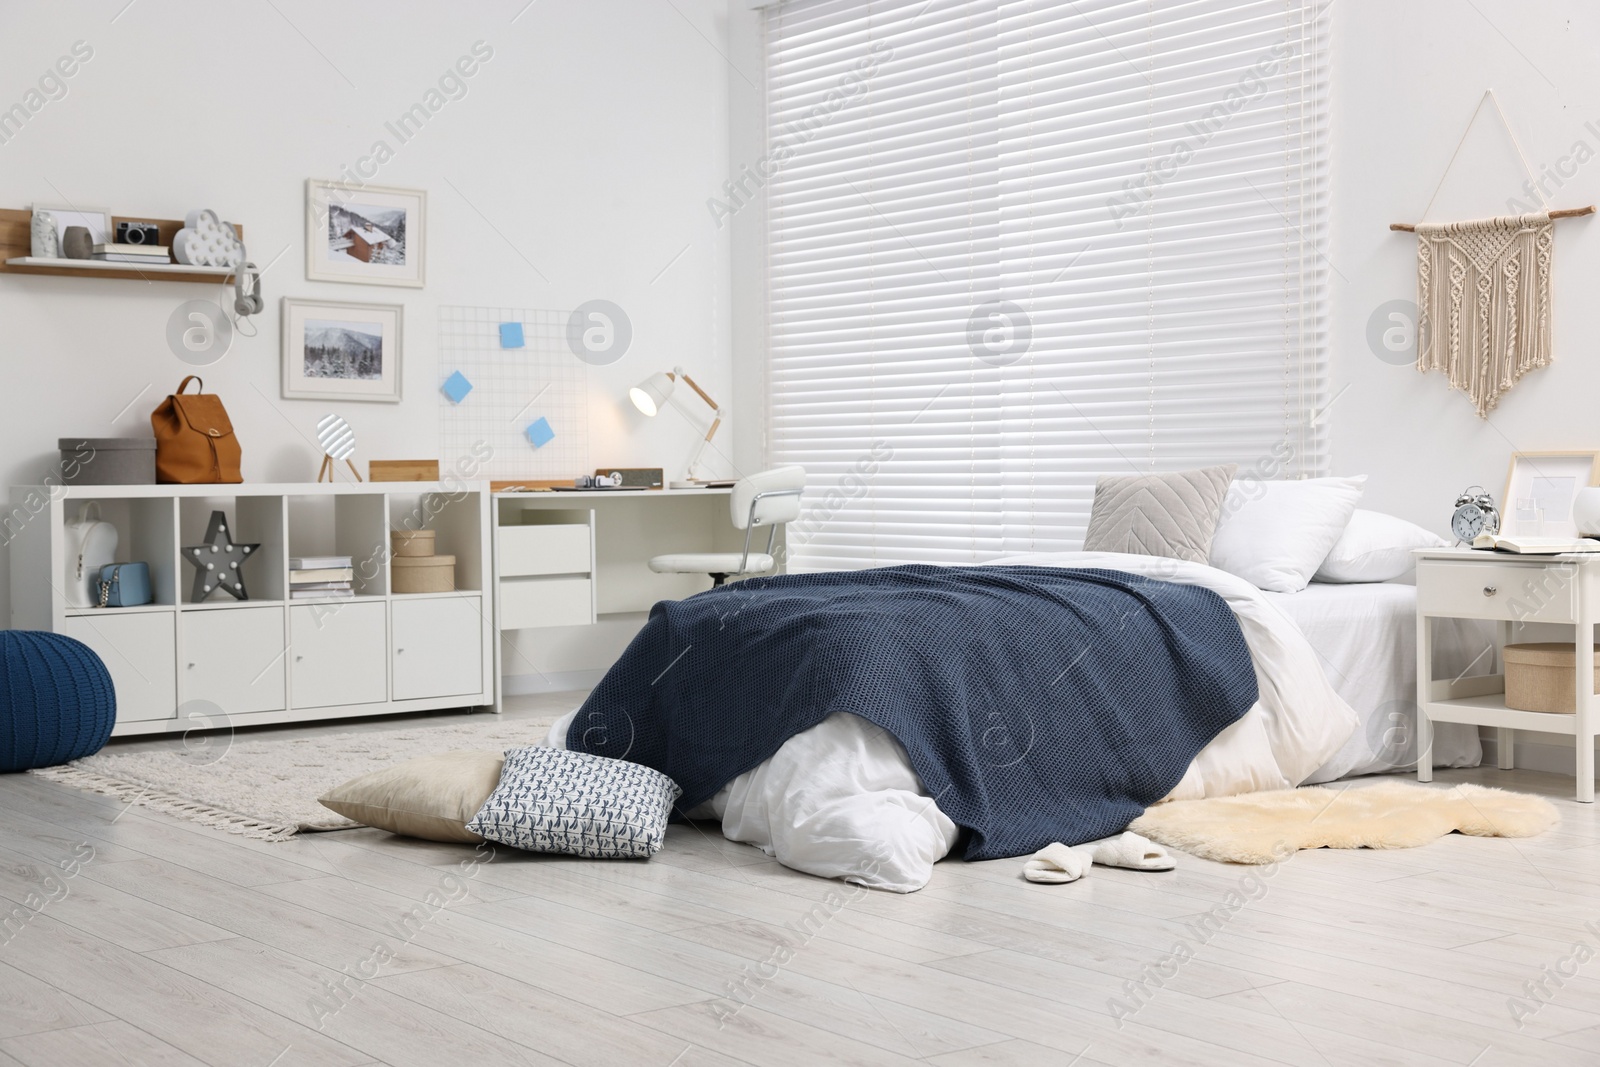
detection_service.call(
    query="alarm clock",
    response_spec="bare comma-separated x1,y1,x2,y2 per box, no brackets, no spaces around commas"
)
1451,485,1500,543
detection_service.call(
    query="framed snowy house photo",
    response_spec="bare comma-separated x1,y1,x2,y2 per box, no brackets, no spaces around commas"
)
305,179,426,288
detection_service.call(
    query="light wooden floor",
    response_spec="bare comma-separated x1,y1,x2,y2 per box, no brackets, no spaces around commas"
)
4,698,1600,1066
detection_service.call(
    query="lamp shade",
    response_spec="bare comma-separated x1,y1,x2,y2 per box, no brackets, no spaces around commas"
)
629,372,675,417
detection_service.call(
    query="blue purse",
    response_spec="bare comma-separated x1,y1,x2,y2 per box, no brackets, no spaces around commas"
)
97,563,152,608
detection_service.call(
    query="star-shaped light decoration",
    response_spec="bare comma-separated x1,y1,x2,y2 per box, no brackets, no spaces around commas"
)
182,510,260,602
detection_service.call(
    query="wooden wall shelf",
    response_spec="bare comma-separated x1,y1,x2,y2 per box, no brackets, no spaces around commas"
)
0,208,244,284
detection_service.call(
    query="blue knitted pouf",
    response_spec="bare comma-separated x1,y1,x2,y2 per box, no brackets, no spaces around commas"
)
0,631,116,773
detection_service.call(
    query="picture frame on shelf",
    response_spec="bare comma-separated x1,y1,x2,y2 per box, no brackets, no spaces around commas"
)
1503,450,1600,538
305,179,425,288
281,297,403,403
31,204,111,251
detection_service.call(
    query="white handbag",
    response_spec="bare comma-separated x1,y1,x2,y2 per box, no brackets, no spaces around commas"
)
62,502,118,608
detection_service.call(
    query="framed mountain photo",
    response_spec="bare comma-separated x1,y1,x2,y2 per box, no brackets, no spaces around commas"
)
305,179,426,287
281,298,403,403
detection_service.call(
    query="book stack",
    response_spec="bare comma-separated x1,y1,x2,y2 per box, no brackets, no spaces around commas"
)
91,243,171,264
290,556,355,600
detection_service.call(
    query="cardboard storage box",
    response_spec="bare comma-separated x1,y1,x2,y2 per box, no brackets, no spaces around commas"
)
1503,642,1600,714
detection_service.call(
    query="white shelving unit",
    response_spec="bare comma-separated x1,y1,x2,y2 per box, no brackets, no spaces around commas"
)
8,481,496,737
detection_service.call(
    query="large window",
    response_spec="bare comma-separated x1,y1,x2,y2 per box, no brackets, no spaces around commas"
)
765,0,1329,569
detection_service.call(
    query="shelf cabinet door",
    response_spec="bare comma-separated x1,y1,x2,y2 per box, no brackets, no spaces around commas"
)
392,596,485,701
290,601,387,709
61,613,177,724
181,607,287,715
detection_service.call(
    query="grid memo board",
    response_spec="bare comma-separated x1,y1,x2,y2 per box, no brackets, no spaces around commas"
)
437,306,589,480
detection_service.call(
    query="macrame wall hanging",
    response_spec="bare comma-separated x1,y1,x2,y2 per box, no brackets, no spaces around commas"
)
1392,91,1594,418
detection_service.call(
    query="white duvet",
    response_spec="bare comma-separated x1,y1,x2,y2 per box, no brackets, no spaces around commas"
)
545,552,1358,892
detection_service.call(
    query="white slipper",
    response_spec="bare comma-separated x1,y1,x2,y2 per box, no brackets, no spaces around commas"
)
1090,831,1175,872
1022,842,1089,884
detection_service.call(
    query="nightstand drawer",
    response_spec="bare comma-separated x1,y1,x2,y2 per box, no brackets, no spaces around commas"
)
1417,559,1576,623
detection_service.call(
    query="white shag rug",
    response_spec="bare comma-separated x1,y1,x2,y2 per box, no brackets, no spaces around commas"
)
1130,780,1560,864
30,716,554,841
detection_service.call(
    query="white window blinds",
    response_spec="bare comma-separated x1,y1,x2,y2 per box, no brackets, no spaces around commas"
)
765,0,1329,571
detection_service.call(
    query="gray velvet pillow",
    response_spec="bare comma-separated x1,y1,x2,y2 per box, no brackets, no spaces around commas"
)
1082,465,1238,564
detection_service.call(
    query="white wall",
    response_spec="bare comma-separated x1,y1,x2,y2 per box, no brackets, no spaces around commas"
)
1331,0,1600,532
0,1,738,681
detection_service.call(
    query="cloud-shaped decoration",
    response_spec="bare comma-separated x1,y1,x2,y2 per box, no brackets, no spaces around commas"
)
173,209,244,268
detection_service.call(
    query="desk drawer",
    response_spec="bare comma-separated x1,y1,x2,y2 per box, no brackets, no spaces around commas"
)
1417,560,1576,623
500,577,593,629
500,524,591,577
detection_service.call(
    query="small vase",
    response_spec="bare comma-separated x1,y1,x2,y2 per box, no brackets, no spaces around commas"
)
1575,487,1600,537
29,211,58,257
61,226,92,259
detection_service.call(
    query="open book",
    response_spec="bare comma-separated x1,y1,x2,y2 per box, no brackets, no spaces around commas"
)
1472,532,1600,554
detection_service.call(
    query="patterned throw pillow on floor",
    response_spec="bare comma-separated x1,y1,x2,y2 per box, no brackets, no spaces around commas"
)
465,746,682,859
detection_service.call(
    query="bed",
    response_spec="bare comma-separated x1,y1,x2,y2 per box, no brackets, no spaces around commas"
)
1271,581,1489,782
545,551,1361,892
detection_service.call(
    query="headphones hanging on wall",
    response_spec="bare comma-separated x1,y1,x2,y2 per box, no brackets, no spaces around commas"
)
233,259,262,317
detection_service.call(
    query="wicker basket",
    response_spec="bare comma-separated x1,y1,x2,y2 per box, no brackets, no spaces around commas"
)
1503,642,1600,714
391,529,437,558
392,554,456,594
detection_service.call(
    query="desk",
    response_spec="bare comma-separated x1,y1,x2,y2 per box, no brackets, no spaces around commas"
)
492,487,781,701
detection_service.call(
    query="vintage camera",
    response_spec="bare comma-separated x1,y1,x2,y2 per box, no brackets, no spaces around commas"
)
115,221,161,246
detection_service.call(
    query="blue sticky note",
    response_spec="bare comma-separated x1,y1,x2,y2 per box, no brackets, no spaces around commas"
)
499,322,525,349
525,417,555,449
440,371,473,404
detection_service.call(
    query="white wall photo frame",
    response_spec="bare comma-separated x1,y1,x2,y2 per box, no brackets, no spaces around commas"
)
305,179,426,288
281,297,403,403
1503,451,1600,538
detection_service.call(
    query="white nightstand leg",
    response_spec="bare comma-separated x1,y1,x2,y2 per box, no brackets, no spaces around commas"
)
1497,621,1514,770
1417,610,1433,783
1578,611,1595,804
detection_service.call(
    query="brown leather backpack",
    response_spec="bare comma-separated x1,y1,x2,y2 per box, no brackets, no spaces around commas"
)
151,376,243,483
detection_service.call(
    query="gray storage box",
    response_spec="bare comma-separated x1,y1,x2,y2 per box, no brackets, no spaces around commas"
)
58,437,157,485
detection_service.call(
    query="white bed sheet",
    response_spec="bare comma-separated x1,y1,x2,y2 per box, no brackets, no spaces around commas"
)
1269,581,1487,782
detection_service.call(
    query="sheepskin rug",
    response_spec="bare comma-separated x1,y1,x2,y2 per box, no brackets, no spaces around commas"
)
1129,780,1560,864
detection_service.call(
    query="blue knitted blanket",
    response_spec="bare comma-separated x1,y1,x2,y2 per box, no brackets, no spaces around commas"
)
569,565,1258,860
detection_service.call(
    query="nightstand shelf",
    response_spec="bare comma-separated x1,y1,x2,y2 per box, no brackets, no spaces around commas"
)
1423,692,1581,733
1416,547,1598,802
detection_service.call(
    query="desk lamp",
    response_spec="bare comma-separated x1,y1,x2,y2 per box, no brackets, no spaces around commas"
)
629,366,723,489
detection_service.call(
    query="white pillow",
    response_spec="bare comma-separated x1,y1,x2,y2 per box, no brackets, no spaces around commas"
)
1313,508,1448,584
1208,476,1366,593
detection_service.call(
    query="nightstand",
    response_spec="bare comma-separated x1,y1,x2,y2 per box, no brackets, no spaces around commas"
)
1416,547,1598,802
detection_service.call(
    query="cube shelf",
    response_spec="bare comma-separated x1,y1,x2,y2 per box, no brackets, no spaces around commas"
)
7,481,496,736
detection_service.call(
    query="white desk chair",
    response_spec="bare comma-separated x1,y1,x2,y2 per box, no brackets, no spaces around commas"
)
648,466,805,587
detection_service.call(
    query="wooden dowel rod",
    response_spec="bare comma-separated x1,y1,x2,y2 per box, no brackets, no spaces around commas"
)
1390,205,1596,232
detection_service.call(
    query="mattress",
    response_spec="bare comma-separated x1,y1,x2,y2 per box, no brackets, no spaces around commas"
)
1267,581,1487,782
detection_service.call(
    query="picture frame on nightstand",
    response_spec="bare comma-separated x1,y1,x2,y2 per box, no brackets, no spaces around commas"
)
1503,451,1600,539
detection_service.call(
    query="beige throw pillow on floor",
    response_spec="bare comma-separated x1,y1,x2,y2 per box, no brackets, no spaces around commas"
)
319,749,505,843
